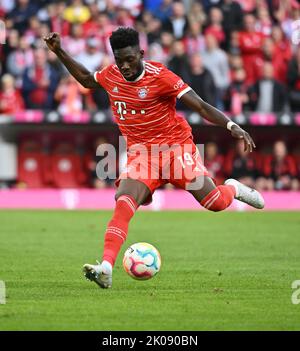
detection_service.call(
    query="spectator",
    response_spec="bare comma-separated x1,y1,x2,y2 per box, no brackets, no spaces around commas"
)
138,10,161,45
228,53,244,74
144,0,163,15
234,0,256,14
271,25,292,83
48,1,70,37
23,16,41,46
257,140,299,191
47,50,65,78
227,30,241,55
8,0,38,33
1,29,20,71
187,2,206,29
147,43,168,66
162,1,189,39
167,39,190,82
261,37,289,85
115,7,135,27
204,142,225,185
255,5,273,37
89,56,111,111
204,7,225,46
202,34,230,110
152,0,173,23
81,2,101,38
22,47,59,109
287,47,300,112
238,14,264,85
275,0,300,46
0,0,15,14
113,0,143,18
187,53,216,107
224,67,249,115
220,0,243,49
75,37,105,72
6,35,34,82
248,61,287,113
55,75,89,116
62,23,86,57
63,0,91,24
0,74,25,114
224,139,259,188
160,31,175,59
183,21,205,56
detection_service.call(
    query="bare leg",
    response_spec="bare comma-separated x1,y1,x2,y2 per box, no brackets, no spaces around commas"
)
115,178,152,206
83,179,152,288
188,176,217,203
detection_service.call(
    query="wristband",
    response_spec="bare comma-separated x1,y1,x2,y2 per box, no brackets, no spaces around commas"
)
227,121,238,131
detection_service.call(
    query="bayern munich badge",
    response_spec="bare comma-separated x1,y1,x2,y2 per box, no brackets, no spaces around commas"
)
138,88,148,99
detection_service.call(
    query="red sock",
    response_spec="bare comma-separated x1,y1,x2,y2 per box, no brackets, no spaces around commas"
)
200,185,236,212
102,195,138,267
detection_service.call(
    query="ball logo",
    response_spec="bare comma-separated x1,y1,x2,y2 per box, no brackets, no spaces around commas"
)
138,88,148,99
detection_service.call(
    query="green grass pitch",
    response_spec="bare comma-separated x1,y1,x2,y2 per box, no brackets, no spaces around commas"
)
0,210,300,331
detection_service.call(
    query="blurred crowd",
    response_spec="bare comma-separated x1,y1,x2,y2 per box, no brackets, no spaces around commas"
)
1,0,300,114
9,138,299,191
205,139,300,191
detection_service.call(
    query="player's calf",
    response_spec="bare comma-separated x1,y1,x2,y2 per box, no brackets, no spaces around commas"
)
83,193,138,288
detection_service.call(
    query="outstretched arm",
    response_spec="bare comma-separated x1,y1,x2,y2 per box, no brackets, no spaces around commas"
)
43,32,99,89
180,89,256,152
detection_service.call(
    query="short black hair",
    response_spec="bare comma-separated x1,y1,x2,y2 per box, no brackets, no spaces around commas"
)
109,27,140,51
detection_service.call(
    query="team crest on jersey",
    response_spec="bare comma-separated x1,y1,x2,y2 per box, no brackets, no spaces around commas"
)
137,88,148,99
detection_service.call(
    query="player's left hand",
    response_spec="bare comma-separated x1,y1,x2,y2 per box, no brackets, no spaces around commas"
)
231,125,256,152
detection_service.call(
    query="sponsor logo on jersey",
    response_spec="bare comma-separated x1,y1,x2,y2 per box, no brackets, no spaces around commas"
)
174,79,184,90
138,88,148,99
112,86,119,93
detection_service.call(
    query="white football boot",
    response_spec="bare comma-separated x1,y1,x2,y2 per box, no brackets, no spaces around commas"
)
83,261,112,289
225,178,265,209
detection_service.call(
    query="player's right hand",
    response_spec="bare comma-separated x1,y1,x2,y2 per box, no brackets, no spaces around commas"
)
43,32,61,52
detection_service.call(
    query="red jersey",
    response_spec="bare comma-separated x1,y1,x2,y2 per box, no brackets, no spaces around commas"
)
94,61,192,148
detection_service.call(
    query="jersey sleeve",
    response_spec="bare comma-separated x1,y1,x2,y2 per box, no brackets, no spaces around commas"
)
159,67,191,99
93,65,110,89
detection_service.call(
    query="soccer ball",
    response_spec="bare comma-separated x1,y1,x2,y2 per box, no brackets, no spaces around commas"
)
123,242,161,280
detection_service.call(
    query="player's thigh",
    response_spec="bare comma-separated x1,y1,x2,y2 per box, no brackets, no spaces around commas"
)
115,178,151,206
188,176,217,203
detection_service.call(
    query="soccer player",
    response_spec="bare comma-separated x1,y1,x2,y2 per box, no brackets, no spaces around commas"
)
44,28,264,289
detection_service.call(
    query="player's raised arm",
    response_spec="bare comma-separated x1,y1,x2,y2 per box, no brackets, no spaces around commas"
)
180,89,256,153
43,32,99,89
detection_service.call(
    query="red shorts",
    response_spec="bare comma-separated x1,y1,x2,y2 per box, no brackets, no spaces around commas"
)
116,139,210,205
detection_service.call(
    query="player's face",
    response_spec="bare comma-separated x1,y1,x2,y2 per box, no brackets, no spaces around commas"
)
113,46,144,81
